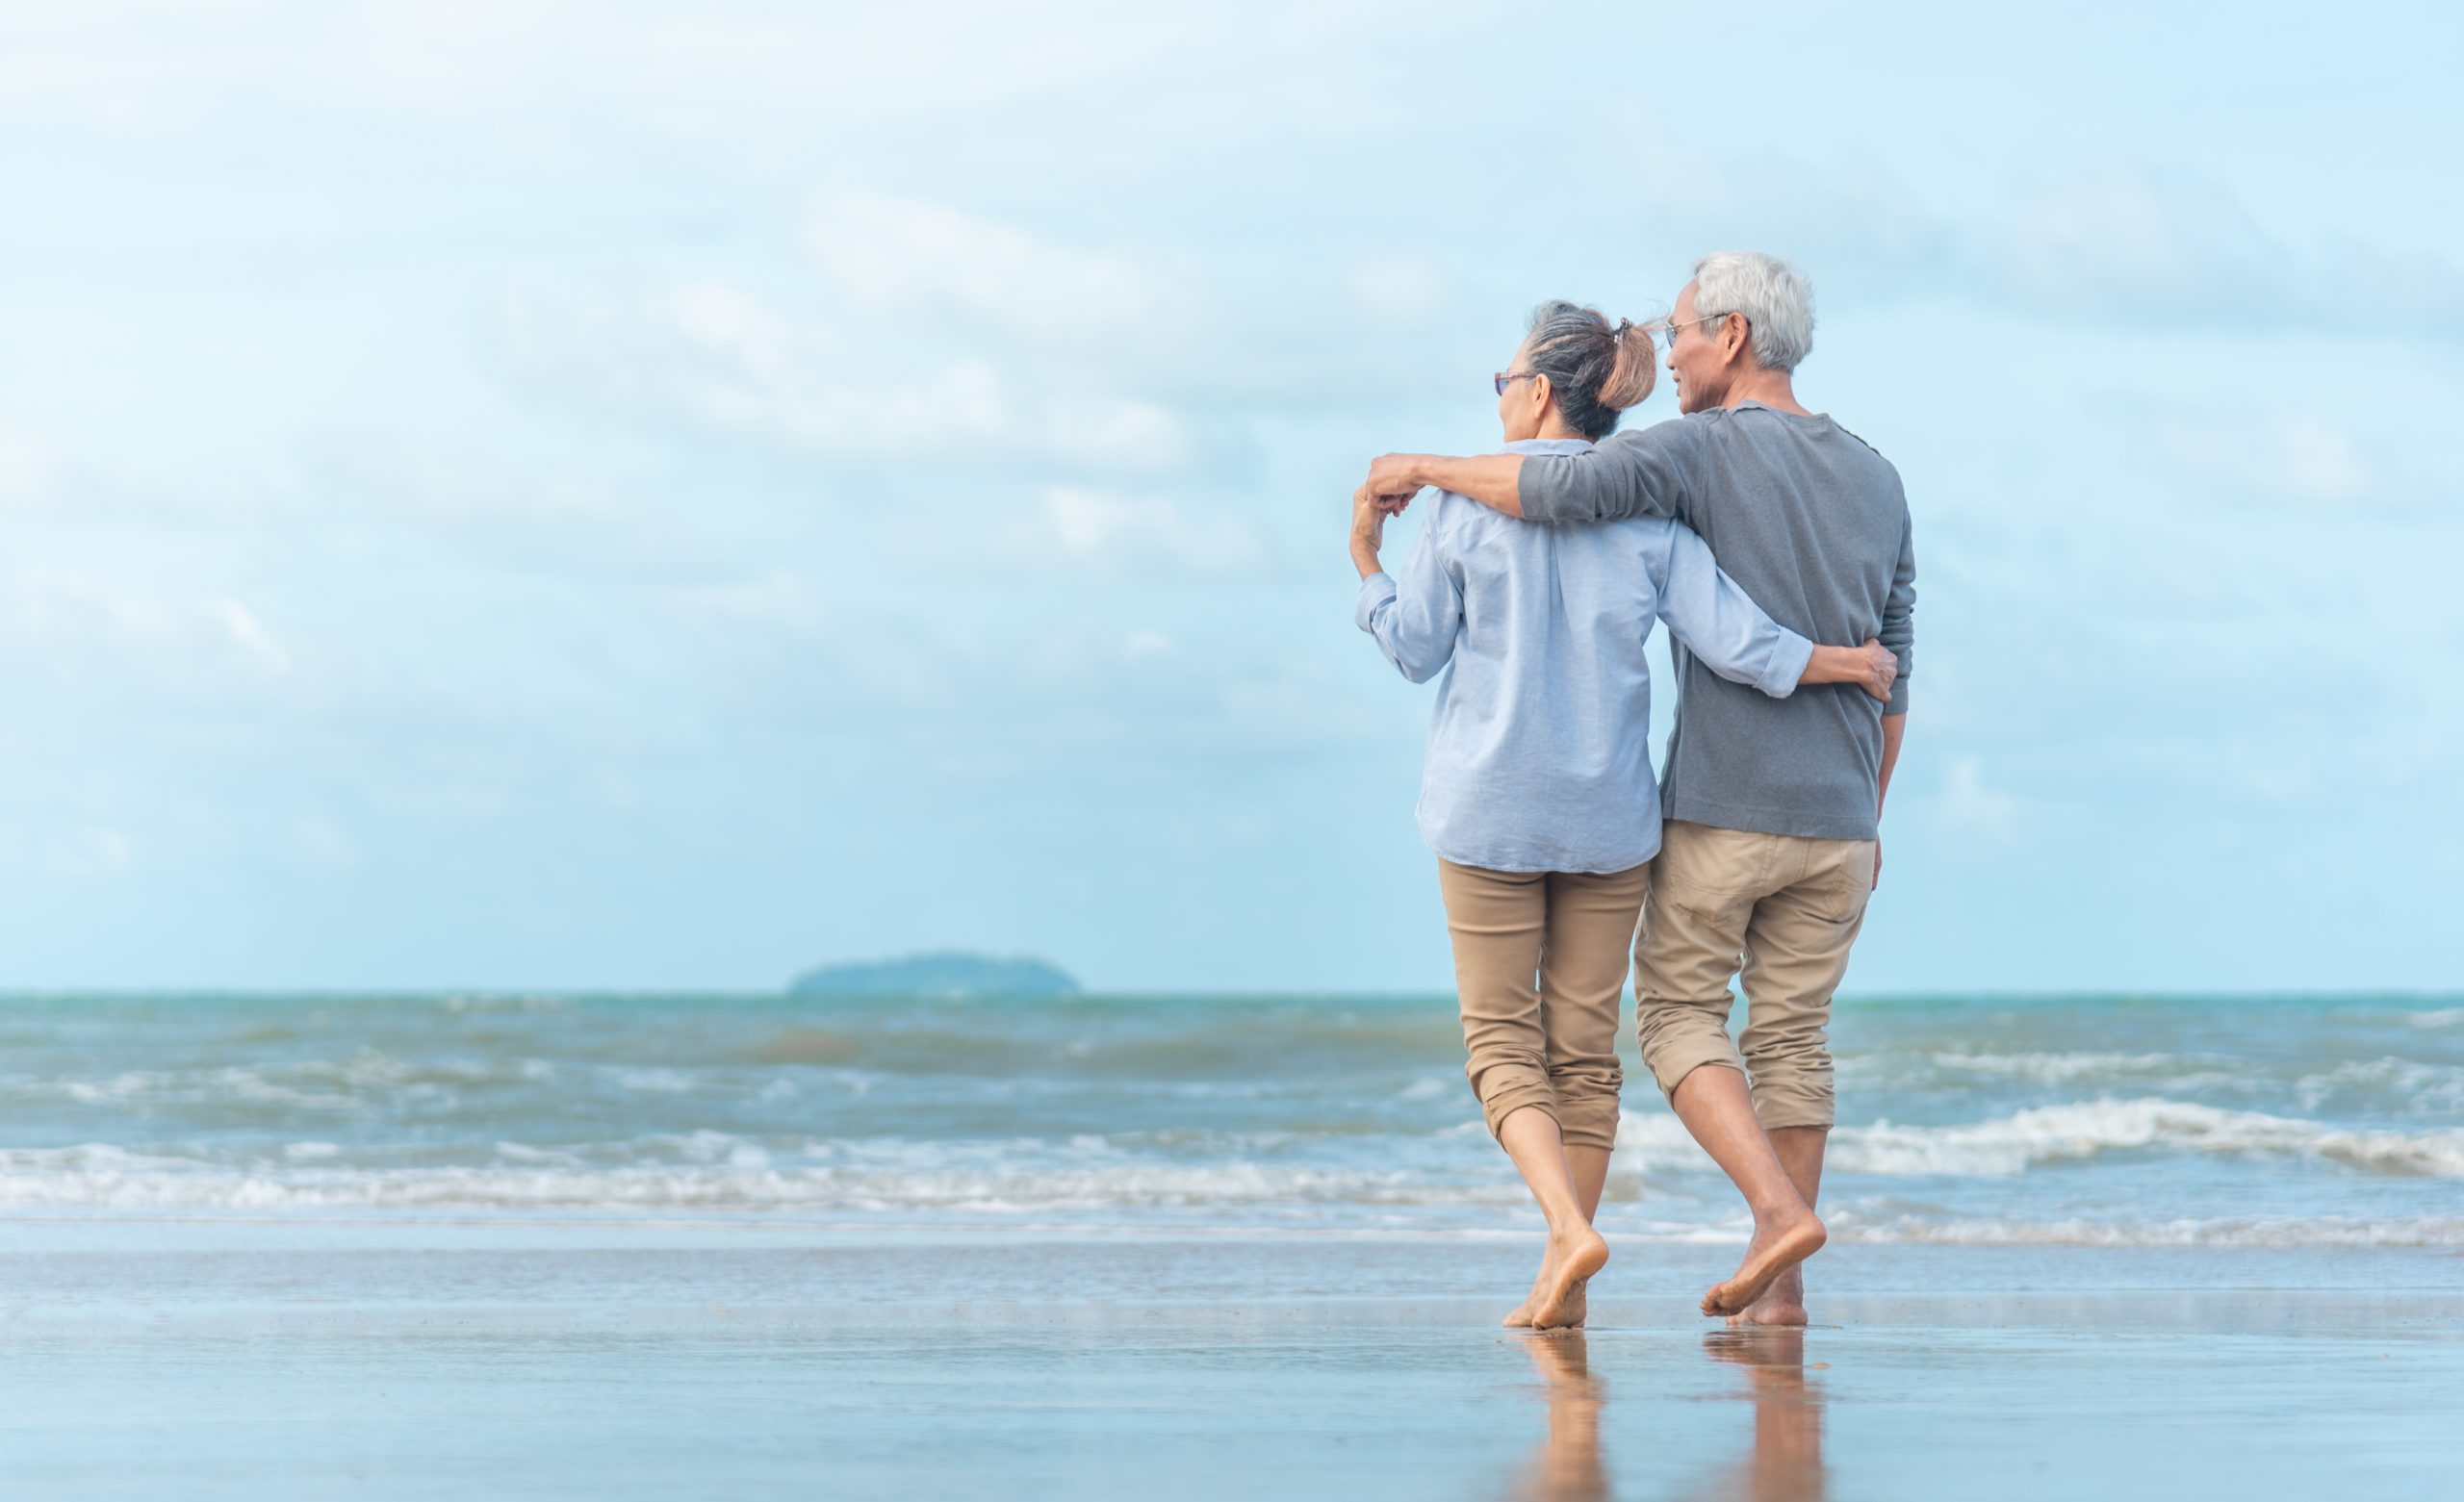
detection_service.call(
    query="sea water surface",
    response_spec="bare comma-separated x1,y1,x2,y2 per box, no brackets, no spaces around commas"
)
2,990,2457,1249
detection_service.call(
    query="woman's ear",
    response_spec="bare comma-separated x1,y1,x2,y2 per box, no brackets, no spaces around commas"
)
1528,373,1553,420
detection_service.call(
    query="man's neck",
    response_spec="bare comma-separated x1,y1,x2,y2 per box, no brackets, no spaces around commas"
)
1721,368,1811,417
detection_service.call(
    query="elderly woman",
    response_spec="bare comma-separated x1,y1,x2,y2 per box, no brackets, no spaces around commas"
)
1348,301,1894,1329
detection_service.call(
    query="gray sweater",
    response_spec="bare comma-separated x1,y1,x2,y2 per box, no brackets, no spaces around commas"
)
1516,401,1915,842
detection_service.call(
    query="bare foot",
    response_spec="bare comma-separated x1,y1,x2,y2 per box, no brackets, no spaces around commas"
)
1701,1211,1823,1317
1502,1243,1551,1327
1502,1234,1583,1327
1530,1225,1608,1329
1729,1266,1809,1327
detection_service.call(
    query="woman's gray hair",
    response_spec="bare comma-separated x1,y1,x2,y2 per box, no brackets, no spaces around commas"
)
1519,299,1656,441
1690,250,1814,372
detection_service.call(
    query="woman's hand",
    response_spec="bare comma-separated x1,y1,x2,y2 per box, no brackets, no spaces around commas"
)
1852,638,1897,701
1349,487,1388,579
1801,639,1900,700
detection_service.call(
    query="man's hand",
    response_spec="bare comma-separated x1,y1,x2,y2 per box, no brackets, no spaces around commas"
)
1852,638,1897,701
1872,836,1884,891
1359,454,1426,510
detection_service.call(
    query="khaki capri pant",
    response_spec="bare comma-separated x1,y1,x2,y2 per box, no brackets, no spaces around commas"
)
1632,820,1879,1132
1435,857,1653,1151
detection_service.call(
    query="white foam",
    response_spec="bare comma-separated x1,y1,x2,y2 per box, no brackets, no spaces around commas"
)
1827,1098,2464,1178
1921,1051,2189,1083
1834,1214,2464,1249
0,1144,1528,1212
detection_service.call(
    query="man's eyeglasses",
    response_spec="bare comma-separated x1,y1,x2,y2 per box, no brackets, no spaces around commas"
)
1493,370,1541,395
1656,312,1728,349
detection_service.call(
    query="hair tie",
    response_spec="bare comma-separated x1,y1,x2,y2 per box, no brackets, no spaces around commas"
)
1613,318,1631,338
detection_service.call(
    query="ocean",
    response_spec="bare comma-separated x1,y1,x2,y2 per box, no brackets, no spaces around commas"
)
6,989,2458,1247
7,990,2463,1498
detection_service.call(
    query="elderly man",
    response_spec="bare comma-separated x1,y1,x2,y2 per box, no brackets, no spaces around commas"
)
1358,252,1915,1325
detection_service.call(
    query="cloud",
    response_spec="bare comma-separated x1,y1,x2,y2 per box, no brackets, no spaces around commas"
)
0,425,48,496
1610,148,2464,344
1012,486,1267,573
2104,399,2428,511
1935,756,2020,840
0,570,296,699
808,194,1191,345
498,277,1194,474
1987,161,2464,338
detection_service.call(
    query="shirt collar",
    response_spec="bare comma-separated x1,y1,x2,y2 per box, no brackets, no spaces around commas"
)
1499,438,1595,455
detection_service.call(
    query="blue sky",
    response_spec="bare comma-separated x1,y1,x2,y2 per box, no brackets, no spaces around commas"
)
1,2,2456,992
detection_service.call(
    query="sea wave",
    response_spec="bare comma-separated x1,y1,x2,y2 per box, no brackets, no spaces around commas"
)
1831,1215,2464,1249
0,1144,1527,1211
1822,1098,2464,1178
1904,1051,2226,1086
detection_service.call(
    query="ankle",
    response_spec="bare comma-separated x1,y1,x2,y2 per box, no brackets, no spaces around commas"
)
1749,1196,1814,1228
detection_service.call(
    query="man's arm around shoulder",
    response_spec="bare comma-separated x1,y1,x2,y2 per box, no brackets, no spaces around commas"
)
1358,424,1690,524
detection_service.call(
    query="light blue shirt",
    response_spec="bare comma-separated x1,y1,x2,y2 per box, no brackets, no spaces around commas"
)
1355,438,1813,874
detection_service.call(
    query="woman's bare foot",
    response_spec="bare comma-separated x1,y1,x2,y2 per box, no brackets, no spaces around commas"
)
1529,1225,1608,1329
1729,1265,1809,1326
1701,1210,1823,1317
1502,1275,1543,1327
1502,1236,1571,1327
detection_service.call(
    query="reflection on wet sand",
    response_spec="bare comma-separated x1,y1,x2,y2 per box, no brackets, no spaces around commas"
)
1689,1329,1827,1502
1506,1328,1827,1502
1508,1333,1610,1502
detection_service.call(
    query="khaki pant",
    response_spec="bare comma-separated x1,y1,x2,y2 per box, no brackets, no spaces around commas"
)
1632,820,1877,1132
1435,857,1653,1151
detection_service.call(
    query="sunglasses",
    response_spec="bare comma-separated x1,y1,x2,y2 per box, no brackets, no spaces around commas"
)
1493,370,1541,396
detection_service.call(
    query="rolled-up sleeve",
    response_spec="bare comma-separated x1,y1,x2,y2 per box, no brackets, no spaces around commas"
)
1355,508,1461,683
1652,523,1811,699
1516,420,1703,524
1880,513,1914,715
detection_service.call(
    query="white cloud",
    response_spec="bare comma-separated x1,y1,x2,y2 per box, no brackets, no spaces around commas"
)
213,598,291,672
808,194,1188,344
0,425,49,496
669,282,791,373
1346,252,1454,325
503,278,1193,473
1607,147,2463,344
44,827,133,878
1009,486,1267,573
691,354,1190,472
0,571,297,696
1936,756,2019,840
289,816,359,869
2110,401,2418,509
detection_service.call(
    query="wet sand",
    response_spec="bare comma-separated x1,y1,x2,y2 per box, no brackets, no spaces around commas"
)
1,1222,2458,1499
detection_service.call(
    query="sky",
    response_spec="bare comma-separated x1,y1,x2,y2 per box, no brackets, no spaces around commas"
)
0,1,2457,994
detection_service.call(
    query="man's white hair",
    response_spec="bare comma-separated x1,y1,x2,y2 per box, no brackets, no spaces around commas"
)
1691,250,1814,372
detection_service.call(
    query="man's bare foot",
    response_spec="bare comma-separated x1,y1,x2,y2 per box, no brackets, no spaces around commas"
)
1529,1225,1608,1329
1701,1210,1823,1317
1729,1266,1809,1327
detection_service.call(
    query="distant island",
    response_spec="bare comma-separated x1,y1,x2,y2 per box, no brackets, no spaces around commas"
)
789,951,1081,999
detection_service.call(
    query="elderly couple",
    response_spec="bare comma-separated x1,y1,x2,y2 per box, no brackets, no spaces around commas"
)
1348,251,1915,1330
